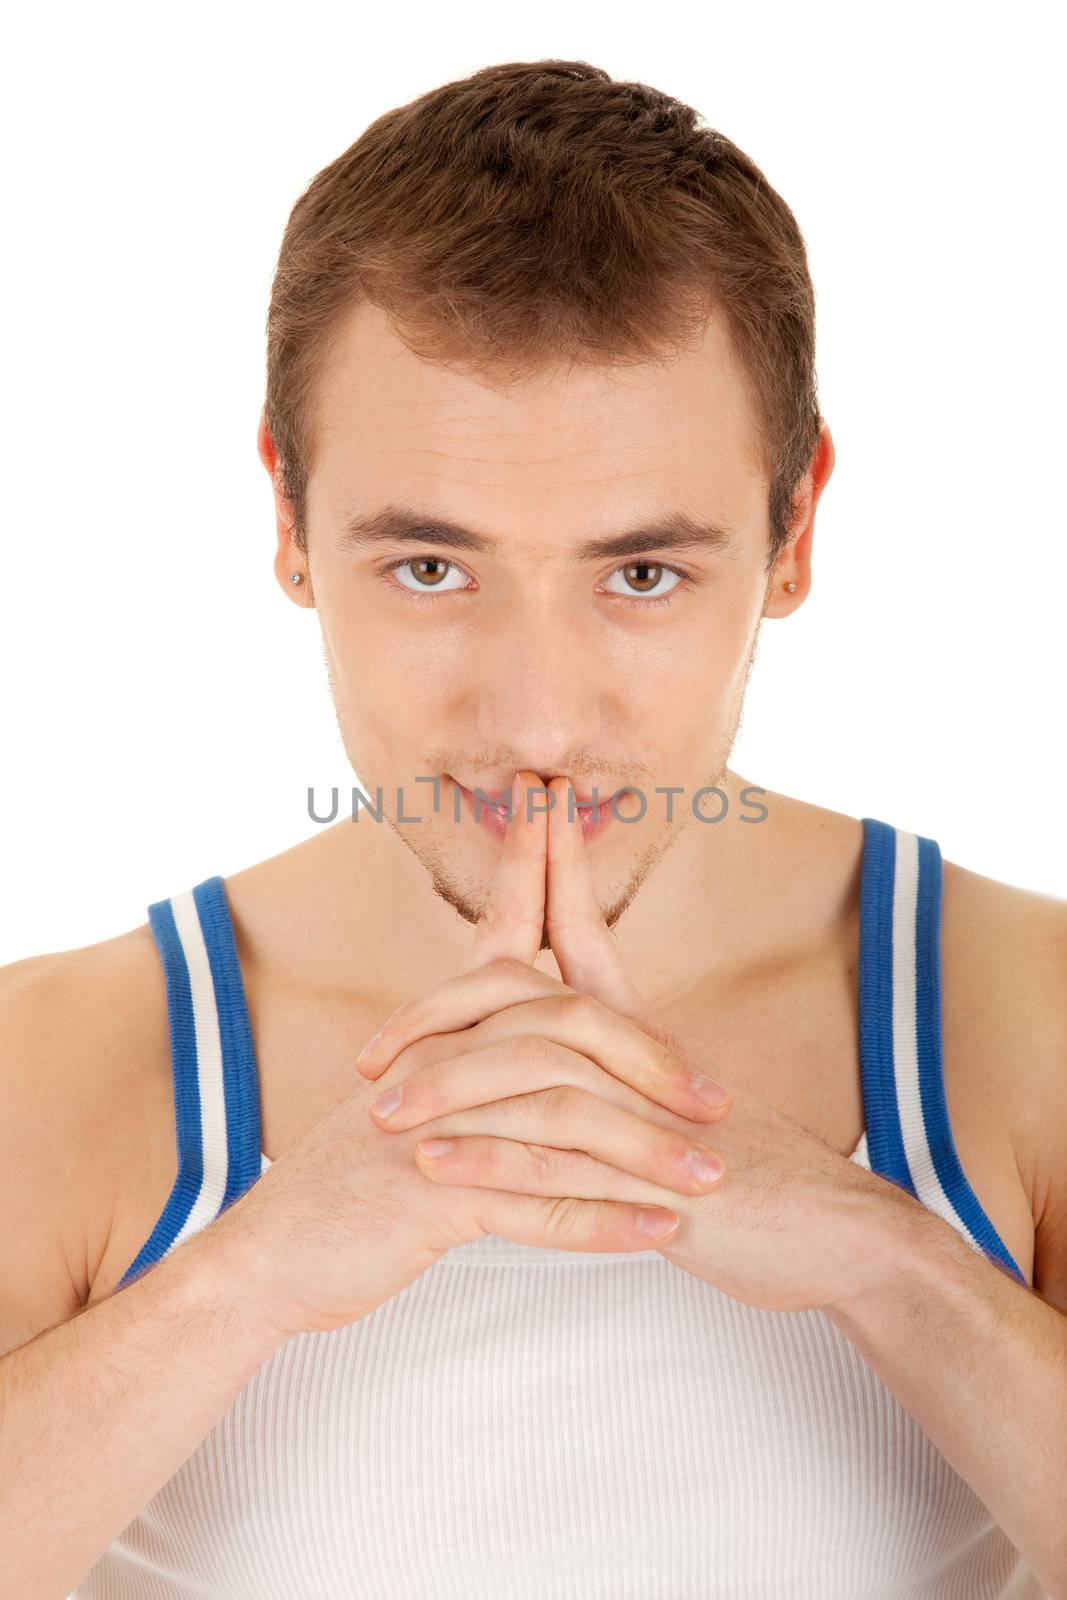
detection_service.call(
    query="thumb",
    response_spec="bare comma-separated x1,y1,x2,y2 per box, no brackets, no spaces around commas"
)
457,770,548,974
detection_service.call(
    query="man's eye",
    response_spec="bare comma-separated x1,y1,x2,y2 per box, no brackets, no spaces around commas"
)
602,562,687,603
382,557,471,594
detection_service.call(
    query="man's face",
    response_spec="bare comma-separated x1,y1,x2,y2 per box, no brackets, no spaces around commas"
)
280,301,792,939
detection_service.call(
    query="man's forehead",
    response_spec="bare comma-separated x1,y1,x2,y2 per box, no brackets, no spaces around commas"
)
309,310,764,532
316,299,755,439
305,325,762,585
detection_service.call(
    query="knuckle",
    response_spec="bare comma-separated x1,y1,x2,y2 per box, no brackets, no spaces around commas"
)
524,1142,559,1182
544,1194,584,1243
560,990,599,1025
491,955,532,981
540,1082,586,1124
510,1032,552,1070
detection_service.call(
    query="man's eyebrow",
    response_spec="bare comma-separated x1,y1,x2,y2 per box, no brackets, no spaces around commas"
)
338,505,737,562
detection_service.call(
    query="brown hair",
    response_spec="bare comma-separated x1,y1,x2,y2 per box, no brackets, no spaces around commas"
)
265,58,821,572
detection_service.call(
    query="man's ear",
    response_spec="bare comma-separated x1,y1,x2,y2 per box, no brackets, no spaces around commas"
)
763,420,835,616
258,409,312,605
256,407,278,476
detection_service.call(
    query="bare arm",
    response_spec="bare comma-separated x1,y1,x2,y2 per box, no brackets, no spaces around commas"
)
824,888,1067,1598
1,1229,285,1600
0,951,287,1600
824,1191,1067,1600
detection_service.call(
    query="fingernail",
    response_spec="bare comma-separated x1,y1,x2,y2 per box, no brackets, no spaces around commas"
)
686,1148,723,1184
417,1138,455,1158
370,1086,403,1118
637,1209,679,1238
690,1073,731,1106
356,1030,383,1063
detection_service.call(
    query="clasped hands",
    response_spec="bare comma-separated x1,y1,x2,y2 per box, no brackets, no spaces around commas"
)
355,772,896,1316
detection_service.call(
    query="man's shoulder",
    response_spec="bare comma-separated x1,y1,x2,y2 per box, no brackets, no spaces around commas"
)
939,856,1067,1304
0,919,167,1080
939,855,1067,1074
0,923,170,1345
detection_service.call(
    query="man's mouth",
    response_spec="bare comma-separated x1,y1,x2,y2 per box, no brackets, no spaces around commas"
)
450,778,619,842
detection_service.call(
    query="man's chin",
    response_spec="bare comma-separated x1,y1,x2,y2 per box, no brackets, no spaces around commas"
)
426,846,646,940
382,796,672,939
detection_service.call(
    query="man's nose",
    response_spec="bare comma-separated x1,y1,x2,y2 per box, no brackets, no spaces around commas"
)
464,611,606,771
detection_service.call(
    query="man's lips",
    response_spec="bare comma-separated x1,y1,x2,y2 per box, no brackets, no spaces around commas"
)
450,778,620,839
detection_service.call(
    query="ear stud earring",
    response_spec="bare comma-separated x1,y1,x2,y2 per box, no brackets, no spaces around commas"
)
785,581,797,592
289,572,304,585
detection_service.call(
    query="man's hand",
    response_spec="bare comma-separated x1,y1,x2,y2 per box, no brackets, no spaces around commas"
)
356,772,726,1242
356,770,899,1310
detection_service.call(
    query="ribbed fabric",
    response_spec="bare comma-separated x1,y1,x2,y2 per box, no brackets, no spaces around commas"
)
74,820,1044,1599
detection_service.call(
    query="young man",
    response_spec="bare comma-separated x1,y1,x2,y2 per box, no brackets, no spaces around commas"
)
2,57,1065,1600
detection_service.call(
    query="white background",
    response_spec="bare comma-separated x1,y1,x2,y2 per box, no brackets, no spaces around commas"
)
2,0,1064,965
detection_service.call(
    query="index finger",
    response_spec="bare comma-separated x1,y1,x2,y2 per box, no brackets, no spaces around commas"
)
457,769,548,974
352,959,563,1080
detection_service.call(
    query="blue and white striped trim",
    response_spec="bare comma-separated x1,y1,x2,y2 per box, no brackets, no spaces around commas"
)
859,818,1026,1286
116,877,262,1290
121,835,1025,1292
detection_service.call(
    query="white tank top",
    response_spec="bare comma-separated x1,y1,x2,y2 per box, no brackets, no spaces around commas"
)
73,819,1043,1598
